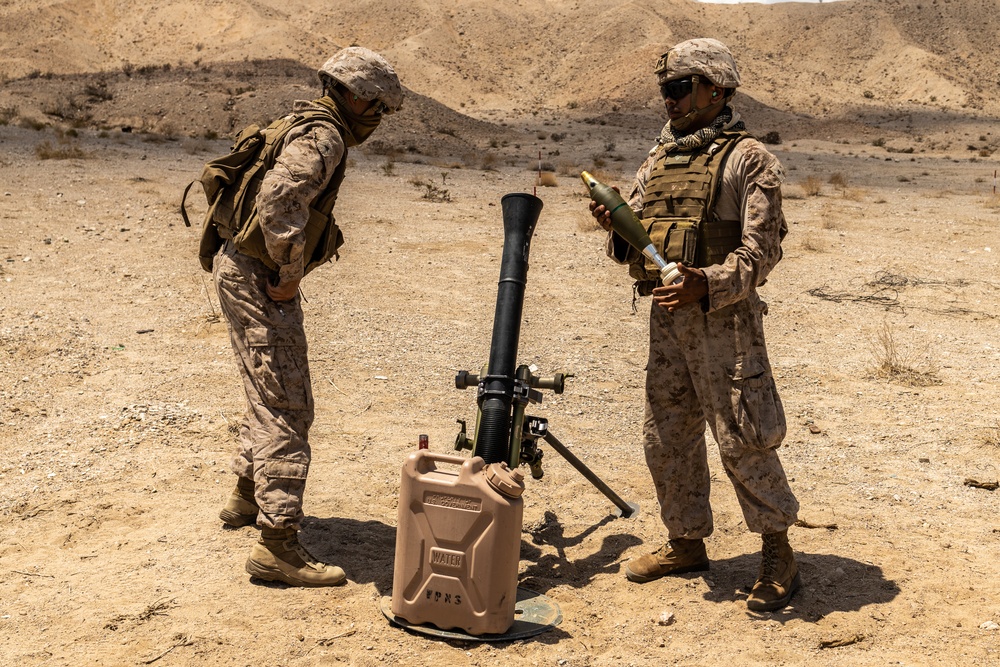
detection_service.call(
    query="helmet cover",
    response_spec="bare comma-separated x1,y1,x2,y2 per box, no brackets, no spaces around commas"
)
319,47,403,113
654,38,741,88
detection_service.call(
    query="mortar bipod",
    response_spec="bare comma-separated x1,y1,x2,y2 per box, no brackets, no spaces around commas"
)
454,364,637,519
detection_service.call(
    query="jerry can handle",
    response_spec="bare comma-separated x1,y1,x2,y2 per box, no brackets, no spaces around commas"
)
409,450,485,475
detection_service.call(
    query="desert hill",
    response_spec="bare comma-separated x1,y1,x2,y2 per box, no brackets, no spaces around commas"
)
2,0,1000,152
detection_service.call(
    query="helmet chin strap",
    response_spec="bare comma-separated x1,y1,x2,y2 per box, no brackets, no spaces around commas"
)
671,75,728,133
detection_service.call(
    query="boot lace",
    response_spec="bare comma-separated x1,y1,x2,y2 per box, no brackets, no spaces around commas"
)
290,538,324,569
759,536,780,582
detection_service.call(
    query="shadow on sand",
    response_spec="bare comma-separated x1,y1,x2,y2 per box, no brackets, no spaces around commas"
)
248,513,897,626
699,549,900,622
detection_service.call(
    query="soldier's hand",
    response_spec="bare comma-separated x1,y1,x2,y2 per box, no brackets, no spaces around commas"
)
589,186,619,232
266,276,301,302
651,264,708,311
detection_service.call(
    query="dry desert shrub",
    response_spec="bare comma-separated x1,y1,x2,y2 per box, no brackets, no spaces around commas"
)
363,139,397,156
866,321,940,387
557,161,578,177
0,106,17,126
35,139,87,160
798,233,825,253
801,176,822,196
477,152,499,171
982,196,1000,210
983,421,1000,448
829,172,848,190
783,184,805,200
19,117,46,131
409,178,451,203
840,187,868,202
558,161,621,185
536,171,558,187
576,211,604,234
181,138,212,154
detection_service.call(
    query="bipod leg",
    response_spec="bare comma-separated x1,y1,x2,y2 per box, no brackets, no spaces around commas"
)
542,431,638,519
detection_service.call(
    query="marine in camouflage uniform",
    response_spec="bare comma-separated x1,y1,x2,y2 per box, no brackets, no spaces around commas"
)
215,47,403,587
590,38,801,612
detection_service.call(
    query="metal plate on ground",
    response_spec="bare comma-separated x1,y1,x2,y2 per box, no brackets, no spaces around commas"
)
380,587,562,642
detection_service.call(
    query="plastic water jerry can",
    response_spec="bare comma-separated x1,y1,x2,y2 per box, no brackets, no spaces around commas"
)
391,451,525,635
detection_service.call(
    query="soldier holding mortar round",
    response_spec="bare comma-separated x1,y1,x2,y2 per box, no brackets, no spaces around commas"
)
587,38,801,612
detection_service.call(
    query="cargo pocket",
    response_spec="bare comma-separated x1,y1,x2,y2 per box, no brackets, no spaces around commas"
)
245,326,312,411
263,458,309,481
731,358,786,450
262,457,308,517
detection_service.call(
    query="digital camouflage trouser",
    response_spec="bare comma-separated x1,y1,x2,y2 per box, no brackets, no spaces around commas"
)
214,243,314,530
644,291,798,539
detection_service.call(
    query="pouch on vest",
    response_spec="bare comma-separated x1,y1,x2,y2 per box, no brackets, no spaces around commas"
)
303,206,345,275
628,217,700,283
231,203,345,275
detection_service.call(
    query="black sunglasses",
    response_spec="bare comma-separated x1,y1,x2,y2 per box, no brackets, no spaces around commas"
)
660,78,693,101
363,100,389,117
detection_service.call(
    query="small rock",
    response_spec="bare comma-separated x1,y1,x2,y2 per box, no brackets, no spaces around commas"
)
980,621,999,631
657,610,675,626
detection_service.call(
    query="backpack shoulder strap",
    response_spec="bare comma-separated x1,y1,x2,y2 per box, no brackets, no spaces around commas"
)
259,108,339,166
705,130,751,216
180,180,197,227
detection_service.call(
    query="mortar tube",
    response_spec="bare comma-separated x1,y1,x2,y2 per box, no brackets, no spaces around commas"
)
475,193,543,465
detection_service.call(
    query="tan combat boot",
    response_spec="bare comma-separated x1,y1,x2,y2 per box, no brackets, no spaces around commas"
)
245,527,347,587
219,475,259,527
746,529,801,611
625,538,710,583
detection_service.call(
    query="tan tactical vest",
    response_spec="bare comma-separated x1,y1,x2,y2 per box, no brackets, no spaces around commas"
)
191,108,347,275
630,130,749,294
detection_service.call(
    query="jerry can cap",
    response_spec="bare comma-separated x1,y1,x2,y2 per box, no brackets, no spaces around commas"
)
484,462,526,498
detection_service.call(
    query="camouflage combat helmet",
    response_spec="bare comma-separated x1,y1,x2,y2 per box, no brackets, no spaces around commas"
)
654,38,741,88
319,47,403,114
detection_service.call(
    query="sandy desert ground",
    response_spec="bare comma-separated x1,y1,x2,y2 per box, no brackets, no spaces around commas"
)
2,116,999,665
2,0,1000,665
